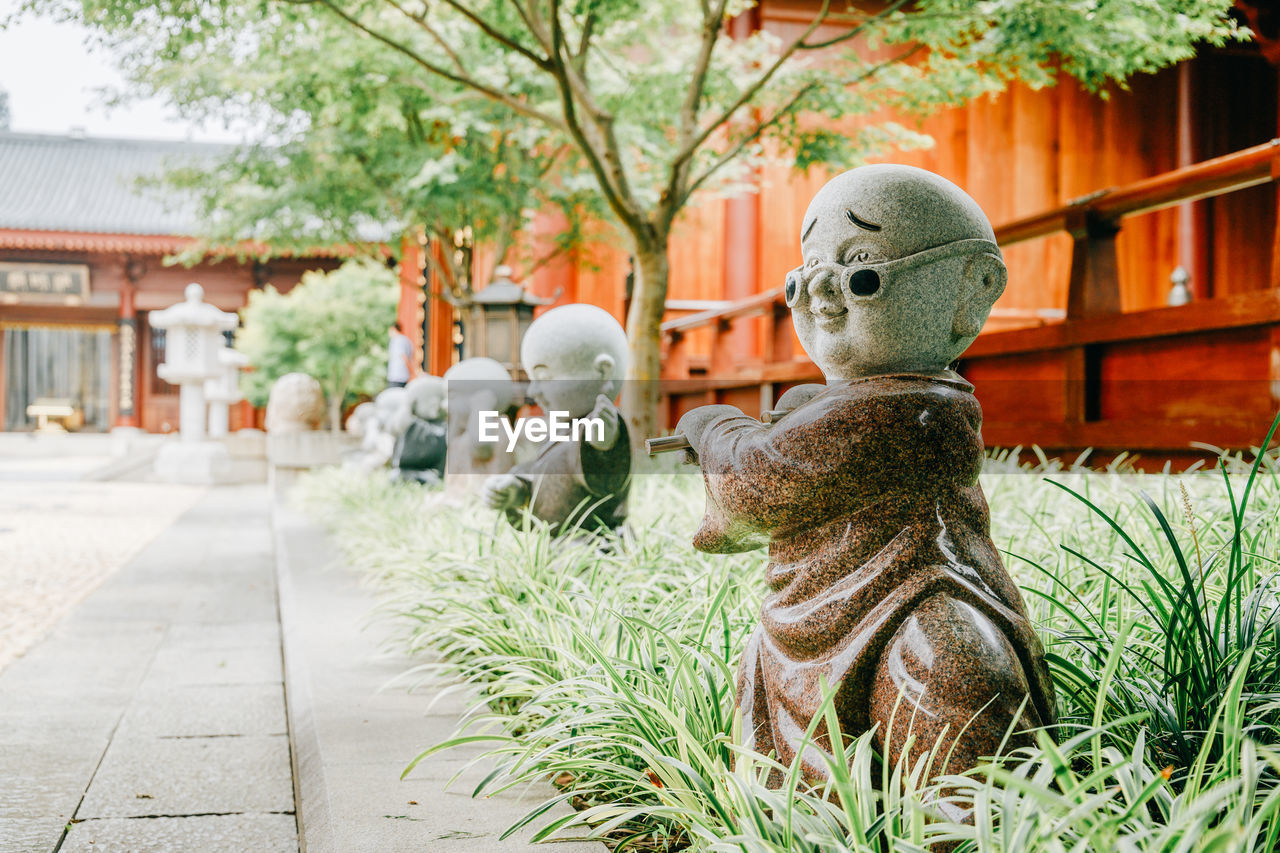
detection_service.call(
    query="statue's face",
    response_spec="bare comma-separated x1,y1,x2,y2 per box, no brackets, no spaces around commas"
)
524,344,608,418
787,209,992,380
409,382,445,421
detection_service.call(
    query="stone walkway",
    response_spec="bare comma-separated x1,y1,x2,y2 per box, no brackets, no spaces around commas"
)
274,506,603,853
2,476,607,852
0,485,296,852
0,479,205,671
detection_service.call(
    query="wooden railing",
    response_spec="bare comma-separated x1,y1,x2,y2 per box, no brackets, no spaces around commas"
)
659,140,1280,460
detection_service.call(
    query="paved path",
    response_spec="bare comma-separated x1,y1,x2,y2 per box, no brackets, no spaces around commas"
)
0,479,205,671
3,479,608,852
0,485,297,852
275,505,604,853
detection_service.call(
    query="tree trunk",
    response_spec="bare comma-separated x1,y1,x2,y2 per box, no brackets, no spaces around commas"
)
622,239,670,448
329,387,343,434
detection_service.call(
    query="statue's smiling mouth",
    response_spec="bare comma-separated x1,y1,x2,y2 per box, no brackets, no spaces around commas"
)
811,305,848,327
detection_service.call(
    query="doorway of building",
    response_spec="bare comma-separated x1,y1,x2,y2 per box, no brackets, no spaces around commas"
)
2,325,112,431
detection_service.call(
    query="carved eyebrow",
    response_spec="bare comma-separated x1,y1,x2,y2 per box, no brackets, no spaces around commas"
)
801,217,817,242
845,209,882,232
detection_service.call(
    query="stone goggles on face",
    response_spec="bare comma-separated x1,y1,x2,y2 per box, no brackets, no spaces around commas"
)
783,238,999,308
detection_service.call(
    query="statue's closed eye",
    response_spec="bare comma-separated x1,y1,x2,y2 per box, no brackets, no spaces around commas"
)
845,210,881,232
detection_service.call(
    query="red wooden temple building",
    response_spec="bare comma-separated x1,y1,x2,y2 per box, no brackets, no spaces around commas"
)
3,1,1279,465
0,132,338,433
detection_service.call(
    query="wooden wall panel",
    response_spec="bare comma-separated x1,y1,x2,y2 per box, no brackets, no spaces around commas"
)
667,199,726,303
1098,327,1271,422
575,242,630,325
1200,51,1277,297
959,350,1069,425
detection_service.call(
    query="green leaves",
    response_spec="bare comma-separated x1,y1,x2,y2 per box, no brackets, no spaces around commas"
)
235,258,397,426
296,428,1280,851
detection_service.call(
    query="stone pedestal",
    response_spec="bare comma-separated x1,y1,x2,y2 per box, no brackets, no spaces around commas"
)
267,431,356,499
109,425,147,457
153,439,234,486
224,428,268,483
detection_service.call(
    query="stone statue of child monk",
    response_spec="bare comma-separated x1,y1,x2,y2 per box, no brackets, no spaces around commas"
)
483,304,631,534
673,165,1056,798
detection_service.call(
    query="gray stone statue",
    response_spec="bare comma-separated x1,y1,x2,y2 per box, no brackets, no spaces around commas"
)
437,358,517,503
348,387,407,471
265,373,325,434
482,304,631,534
666,165,1056,810
389,376,447,484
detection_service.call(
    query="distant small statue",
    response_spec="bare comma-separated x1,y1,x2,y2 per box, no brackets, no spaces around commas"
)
389,375,447,484
664,165,1057,809
265,373,325,433
345,402,376,437
482,304,631,534
439,357,517,502
346,387,406,470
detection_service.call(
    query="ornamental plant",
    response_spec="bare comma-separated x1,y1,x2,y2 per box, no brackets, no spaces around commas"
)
236,258,398,431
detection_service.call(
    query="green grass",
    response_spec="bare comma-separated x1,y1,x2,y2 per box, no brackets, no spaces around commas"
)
296,424,1280,852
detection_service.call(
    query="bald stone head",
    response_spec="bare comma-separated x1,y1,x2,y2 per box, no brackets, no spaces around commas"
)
445,357,515,411
521,304,627,418
789,164,1007,380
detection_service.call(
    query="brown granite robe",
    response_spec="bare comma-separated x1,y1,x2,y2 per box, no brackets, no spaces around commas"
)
693,372,1056,781
506,416,631,534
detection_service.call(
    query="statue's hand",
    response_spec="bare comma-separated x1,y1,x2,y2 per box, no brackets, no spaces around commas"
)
674,404,741,457
586,394,620,451
482,474,529,511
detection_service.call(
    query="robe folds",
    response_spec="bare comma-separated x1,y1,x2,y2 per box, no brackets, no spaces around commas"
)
692,372,1056,780
506,415,631,534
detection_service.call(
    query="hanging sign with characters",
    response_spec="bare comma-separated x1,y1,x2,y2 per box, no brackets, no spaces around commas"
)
0,263,91,304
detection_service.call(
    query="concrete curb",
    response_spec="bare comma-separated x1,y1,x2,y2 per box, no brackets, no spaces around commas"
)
272,504,606,852
272,512,333,852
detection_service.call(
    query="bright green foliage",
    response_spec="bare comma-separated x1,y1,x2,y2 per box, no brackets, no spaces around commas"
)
1006,416,1280,775
297,418,1280,851
236,258,397,430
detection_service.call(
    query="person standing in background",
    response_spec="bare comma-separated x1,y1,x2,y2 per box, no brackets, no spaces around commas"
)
387,322,414,388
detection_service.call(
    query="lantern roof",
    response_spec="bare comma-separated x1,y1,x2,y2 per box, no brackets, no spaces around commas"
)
150,283,238,331
471,265,554,307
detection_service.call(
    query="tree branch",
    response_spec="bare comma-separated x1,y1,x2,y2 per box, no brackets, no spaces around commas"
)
679,42,922,209
378,0,467,72
533,0,645,233
667,0,730,217
306,0,568,133
668,0,912,192
574,7,596,65
506,0,554,53
679,82,818,211
431,0,552,69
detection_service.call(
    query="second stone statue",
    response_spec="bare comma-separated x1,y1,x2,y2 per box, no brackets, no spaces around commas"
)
483,304,631,535
669,164,1057,812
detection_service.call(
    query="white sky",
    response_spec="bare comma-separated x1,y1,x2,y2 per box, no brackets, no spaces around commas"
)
0,6,243,142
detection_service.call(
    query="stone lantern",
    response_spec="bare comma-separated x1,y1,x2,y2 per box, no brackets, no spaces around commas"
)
205,346,250,439
463,265,553,374
150,283,238,442
149,283,238,484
